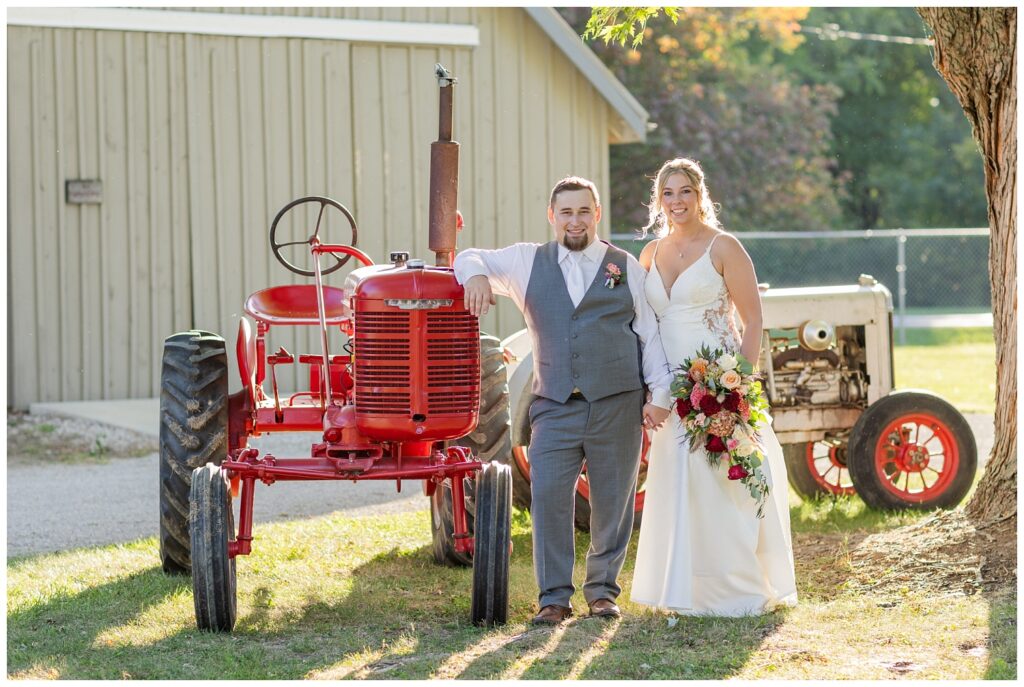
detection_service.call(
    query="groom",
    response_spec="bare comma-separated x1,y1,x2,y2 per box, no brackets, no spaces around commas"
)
454,176,672,624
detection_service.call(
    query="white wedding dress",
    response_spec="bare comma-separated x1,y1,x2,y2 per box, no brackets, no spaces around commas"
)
631,236,798,616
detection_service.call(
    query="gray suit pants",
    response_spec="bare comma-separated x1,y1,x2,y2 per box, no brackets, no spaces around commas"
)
528,388,644,608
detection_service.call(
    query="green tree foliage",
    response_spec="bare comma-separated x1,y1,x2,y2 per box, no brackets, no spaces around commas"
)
565,7,845,233
579,7,987,231
777,8,988,229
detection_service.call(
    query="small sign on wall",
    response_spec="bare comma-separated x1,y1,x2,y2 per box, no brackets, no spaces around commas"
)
66,179,102,204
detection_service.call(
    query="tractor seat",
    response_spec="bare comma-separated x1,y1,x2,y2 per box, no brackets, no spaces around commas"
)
244,285,349,325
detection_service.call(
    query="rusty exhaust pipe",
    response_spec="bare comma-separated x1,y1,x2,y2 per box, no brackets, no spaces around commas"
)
429,64,459,267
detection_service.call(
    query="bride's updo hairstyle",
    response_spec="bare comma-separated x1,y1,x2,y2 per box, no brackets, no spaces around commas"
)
641,157,722,238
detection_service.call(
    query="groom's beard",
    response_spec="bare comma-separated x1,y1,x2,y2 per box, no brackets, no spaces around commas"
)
561,234,590,251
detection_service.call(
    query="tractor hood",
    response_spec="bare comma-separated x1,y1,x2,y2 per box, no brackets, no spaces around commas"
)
761,280,892,330
344,262,464,301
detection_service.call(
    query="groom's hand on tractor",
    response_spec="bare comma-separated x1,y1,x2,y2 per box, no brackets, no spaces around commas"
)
643,403,670,431
464,275,497,317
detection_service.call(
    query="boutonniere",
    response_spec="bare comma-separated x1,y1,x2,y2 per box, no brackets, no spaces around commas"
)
604,263,622,288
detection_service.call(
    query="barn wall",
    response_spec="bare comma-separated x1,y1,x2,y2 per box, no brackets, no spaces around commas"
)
7,7,618,405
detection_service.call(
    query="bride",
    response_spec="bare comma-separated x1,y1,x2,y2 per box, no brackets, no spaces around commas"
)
631,158,798,616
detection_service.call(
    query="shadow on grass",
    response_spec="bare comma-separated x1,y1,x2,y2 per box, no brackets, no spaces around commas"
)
7,508,788,679
232,523,543,679
6,567,191,679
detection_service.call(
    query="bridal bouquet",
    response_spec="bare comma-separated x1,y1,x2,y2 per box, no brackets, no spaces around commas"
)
671,344,772,517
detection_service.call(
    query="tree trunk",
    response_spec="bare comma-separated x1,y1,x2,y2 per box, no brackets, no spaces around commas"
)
917,8,1016,522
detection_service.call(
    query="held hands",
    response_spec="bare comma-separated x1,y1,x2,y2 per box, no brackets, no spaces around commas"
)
643,403,670,431
463,275,497,318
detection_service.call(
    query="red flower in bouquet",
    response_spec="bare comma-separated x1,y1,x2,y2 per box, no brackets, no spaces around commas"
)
722,391,741,412
699,395,721,416
675,396,692,419
705,435,727,453
728,464,749,481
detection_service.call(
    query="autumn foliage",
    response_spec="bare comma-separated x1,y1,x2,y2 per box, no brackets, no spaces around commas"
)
562,7,844,233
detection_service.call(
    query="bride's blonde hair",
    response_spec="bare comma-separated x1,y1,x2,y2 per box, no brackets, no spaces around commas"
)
641,158,722,238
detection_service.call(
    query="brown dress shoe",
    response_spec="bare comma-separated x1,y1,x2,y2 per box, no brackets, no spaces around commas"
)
588,598,621,619
532,604,573,625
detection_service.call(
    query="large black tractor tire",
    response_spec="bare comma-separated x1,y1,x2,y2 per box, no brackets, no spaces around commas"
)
190,463,237,632
456,334,513,467
430,475,475,567
848,390,977,510
431,334,514,566
782,440,856,500
471,461,512,627
159,330,229,574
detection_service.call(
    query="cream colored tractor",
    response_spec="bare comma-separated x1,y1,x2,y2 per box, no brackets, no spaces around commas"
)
498,275,976,526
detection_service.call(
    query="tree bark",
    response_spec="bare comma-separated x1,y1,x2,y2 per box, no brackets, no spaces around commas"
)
917,8,1016,522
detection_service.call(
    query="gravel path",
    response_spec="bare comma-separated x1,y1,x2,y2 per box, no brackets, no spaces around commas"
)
7,432,427,558
7,413,995,558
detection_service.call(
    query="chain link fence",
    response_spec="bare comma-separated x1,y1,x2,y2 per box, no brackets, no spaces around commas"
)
612,228,992,342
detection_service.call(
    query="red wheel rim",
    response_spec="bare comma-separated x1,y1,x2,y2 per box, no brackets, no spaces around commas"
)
805,441,856,495
873,413,959,502
512,430,651,511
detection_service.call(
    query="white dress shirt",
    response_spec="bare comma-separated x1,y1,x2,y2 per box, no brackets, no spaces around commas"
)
454,239,674,409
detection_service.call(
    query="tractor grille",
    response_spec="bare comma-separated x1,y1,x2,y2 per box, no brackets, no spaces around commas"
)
426,338,479,361
354,304,479,435
358,312,410,333
354,312,411,416
356,338,410,361
426,312,479,415
427,311,478,334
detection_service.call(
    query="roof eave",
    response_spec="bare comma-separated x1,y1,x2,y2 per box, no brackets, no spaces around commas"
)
524,7,648,144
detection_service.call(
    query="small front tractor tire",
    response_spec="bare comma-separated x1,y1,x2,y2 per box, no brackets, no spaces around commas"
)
159,330,229,574
471,461,512,627
190,463,237,632
848,390,977,510
783,440,856,499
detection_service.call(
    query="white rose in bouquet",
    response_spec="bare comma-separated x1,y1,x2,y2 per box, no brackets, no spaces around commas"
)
716,353,738,370
735,436,758,457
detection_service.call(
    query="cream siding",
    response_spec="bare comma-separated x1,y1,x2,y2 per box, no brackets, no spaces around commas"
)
7,8,626,406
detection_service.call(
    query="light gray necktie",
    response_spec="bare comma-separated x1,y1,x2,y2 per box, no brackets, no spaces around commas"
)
566,252,586,307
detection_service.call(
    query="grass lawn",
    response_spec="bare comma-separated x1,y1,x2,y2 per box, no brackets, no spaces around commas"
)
894,328,995,415
7,502,1015,680
6,327,1004,679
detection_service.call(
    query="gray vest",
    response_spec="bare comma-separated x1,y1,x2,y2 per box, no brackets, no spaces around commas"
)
523,240,643,402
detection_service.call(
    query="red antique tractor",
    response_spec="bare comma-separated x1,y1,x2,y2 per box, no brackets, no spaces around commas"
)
158,66,512,632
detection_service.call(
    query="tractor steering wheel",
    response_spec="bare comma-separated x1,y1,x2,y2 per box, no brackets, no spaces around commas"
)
270,196,358,277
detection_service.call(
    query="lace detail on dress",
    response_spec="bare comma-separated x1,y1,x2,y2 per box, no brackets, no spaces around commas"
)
702,282,742,352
